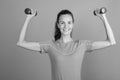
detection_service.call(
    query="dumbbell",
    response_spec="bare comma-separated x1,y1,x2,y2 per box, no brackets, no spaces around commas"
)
94,7,107,16
24,8,37,16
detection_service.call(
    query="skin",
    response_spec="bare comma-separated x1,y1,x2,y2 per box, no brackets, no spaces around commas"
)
17,8,116,53
57,14,74,44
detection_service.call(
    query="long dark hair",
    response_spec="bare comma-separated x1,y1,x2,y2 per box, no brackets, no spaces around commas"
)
54,9,74,41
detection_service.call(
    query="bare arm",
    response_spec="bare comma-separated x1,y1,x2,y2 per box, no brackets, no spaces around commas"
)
17,16,31,43
17,9,41,52
102,14,116,44
87,11,116,52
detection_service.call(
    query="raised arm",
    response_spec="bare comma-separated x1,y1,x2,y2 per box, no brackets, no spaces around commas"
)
17,9,44,52
86,8,116,52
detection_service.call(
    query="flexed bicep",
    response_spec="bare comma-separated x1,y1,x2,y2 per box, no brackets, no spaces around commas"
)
17,40,50,54
85,40,115,52
17,41,40,51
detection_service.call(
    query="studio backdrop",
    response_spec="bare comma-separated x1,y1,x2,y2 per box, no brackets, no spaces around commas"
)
0,0,120,80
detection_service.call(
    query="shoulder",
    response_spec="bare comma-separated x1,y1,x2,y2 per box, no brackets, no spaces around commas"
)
76,39,94,45
47,39,58,47
38,39,54,48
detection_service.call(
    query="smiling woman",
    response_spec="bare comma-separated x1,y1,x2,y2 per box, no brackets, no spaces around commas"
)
58,14,73,35
16,8,116,80
54,9,74,42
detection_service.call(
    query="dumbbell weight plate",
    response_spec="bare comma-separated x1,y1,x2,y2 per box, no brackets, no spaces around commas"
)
100,7,107,14
24,8,32,15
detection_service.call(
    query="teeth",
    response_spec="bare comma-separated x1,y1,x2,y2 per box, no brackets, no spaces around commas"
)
64,30,69,32
64,29,70,32
62,28,71,33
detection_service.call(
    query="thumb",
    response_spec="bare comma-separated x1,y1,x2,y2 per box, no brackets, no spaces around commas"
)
34,9,37,16
31,9,37,16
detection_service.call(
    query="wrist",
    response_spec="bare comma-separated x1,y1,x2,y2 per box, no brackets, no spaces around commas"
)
26,16,32,21
102,14,106,19
99,14,106,21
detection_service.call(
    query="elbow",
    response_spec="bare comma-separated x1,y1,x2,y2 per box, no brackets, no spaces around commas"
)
110,41,116,45
16,42,21,46
16,41,25,46
107,38,116,46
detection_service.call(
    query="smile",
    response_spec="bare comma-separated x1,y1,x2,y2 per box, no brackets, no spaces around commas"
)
63,28,71,32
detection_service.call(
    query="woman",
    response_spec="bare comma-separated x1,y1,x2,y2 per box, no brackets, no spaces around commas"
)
17,8,116,80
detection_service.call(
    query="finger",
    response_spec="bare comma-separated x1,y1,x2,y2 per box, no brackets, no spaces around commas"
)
33,9,37,16
31,8,34,14
35,9,37,16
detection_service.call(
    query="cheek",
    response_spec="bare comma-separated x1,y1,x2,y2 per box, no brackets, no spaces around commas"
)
70,24,73,29
59,25,64,29
58,23,73,30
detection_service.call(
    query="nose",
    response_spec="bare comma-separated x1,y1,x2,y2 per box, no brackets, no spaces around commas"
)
64,23,68,29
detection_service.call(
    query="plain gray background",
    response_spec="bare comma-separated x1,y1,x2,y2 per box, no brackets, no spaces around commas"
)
0,0,120,80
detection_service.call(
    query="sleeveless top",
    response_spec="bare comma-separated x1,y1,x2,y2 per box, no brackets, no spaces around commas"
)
39,39,93,80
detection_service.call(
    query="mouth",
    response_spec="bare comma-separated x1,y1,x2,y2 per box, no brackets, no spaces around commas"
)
63,28,71,32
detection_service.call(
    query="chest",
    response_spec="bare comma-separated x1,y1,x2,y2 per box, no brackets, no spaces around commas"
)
48,40,86,59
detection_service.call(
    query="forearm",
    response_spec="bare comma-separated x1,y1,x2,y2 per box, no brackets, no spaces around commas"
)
17,17,31,43
101,14,116,44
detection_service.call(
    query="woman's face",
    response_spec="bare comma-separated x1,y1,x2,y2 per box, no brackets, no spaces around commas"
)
58,14,74,36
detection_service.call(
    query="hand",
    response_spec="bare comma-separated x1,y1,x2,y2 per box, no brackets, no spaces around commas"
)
94,9,104,19
25,8,37,20
94,7,107,20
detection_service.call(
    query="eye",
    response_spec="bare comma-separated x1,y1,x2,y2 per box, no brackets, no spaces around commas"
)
59,21,64,25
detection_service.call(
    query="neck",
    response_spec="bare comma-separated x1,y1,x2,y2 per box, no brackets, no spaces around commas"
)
60,34,73,43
